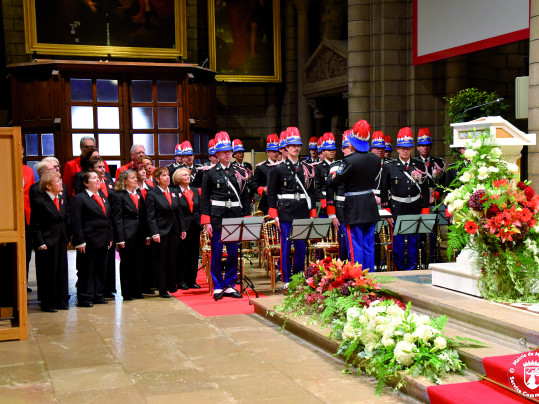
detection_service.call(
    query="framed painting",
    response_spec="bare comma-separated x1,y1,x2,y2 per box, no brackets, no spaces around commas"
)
23,0,186,59
208,0,281,82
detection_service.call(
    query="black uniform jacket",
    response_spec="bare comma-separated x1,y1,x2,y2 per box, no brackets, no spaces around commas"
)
413,155,446,204
31,191,70,249
145,186,186,236
314,160,333,214
380,159,430,217
70,190,113,248
326,151,380,225
172,185,202,231
325,161,346,222
111,189,148,243
267,159,317,222
200,164,251,233
250,160,276,213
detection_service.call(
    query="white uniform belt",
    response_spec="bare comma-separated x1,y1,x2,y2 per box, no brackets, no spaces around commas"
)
392,194,420,203
212,200,241,207
344,190,373,197
372,189,380,195
335,196,345,202
321,191,326,196
278,193,306,200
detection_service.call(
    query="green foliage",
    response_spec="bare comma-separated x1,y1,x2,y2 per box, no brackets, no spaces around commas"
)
443,88,509,161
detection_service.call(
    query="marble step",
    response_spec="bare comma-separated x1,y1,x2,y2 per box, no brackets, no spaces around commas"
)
379,271,539,353
252,292,533,403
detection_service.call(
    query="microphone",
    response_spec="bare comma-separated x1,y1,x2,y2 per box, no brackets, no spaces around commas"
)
461,98,504,121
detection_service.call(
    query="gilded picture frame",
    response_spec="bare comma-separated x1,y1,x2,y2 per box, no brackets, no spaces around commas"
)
23,0,186,59
208,0,281,83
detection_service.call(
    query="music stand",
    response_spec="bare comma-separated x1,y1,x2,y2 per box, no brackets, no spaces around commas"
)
288,218,333,240
393,214,437,270
429,205,449,262
221,217,264,302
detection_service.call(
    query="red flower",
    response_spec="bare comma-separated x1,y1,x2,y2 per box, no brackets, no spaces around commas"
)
518,208,533,223
493,179,509,188
517,181,527,190
486,205,500,218
525,186,535,200
464,220,478,234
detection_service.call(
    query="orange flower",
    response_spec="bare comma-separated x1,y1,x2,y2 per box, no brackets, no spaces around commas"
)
493,179,509,188
464,220,478,234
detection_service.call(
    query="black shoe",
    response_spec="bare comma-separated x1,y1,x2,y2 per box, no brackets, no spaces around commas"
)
27,286,32,293
178,282,189,290
78,301,93,308
223,289,242,299
41,304,58,313
123,296,133,301
160,292,171,298
104,292,115,299
58,303,69,310
169,288,178,294
213,290,224,301
143,289,156,295
189,283,201,289
93,298,108,304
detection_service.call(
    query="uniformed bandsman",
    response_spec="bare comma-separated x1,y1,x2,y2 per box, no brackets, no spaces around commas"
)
306,137,319,163
267,127,317,290
179,140,203,187
200,132,251,301
370,131,389,204
384,135,394,159
251,134,281,215
380,127,430,271
327,121,380,272
314,132,337,218
413,128,446,261
326,130,353,261
167,144,183,178
316,137,325,163
278,131,288,161
232,139,253,175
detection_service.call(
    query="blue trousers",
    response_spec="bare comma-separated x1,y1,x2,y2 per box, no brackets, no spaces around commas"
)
393,234,418,271
280,221,306,283
338,223,349,261
346,222,376,272
210,231,239,290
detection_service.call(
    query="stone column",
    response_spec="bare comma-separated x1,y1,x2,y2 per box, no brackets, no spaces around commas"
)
293,0,311,150
280,0,298,128
348,0,371,126
529,2,539,185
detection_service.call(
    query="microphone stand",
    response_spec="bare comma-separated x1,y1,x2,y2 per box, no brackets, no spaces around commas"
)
460,98,504,122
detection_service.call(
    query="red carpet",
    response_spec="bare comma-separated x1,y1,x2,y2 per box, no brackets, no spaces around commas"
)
428,351,539,403
171,270,266,317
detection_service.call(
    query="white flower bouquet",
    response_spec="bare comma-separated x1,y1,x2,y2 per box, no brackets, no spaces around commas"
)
336,300,477,395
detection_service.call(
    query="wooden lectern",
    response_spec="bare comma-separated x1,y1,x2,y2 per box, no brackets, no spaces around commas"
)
0,127,28,341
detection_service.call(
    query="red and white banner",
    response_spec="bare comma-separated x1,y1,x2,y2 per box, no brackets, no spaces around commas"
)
414,0,530,65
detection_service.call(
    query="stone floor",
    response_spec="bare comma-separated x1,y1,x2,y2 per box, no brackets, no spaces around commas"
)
0,252,418,404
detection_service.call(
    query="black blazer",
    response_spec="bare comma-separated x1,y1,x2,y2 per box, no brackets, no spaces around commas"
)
30,192,70,248
173,186,202,231
111,189,148,243
70,190,113,248
326,151,381,225
145,186,186,236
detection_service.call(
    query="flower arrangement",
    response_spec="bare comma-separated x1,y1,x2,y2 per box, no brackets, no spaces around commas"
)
445,133,539,301
335,300,472,395
275,258,402,326
273,259,483,395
